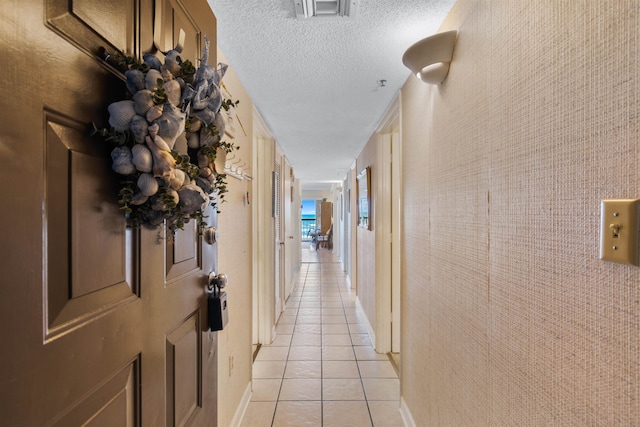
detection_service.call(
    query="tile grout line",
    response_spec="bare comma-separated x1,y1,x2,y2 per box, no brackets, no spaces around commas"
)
271,264,307,426
340,272,376,427
265,261,392,426
320,297,323,426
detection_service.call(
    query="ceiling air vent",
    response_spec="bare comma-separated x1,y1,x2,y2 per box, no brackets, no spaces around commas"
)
294,0,358,20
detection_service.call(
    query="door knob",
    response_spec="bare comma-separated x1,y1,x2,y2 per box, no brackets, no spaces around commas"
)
207,271,228,293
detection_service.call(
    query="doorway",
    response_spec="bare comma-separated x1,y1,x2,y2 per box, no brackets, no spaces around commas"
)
301,199,317,242
376,96,401,362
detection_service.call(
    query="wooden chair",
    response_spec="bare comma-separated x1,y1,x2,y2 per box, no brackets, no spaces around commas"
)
317,224,333,250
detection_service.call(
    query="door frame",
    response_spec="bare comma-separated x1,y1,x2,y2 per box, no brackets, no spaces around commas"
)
347,162,358,290
282,155,294,303
373,94,401,354
274,144,284,321
252,107,276,345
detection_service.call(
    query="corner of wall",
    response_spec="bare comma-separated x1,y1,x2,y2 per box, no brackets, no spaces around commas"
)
215,46,255,427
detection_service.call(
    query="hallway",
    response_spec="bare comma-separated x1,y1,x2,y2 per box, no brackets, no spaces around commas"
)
240,245,403,426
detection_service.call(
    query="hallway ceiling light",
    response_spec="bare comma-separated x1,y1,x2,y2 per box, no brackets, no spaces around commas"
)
402,30,457,84
294,0,358,20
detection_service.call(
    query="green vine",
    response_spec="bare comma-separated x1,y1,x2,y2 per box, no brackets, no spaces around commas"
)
173,151,200,179
151,79,168,104
176,57,196,84
104,50,150,73
91,123,131,146
221,99,240,112
117,178,135,213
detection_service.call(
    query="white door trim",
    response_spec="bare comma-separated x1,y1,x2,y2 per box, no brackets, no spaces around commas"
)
374,93,401,354
253,107,276,345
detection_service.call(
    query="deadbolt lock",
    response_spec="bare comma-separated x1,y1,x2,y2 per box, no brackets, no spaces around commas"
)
203,227,218,245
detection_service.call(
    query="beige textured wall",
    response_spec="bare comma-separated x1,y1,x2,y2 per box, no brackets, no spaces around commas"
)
216,48,253,427
401,1,640,425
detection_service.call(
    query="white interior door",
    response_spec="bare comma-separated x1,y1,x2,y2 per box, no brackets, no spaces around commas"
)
283,159,294,300
273,147,283,322
391,131,402,353
252,131,277,346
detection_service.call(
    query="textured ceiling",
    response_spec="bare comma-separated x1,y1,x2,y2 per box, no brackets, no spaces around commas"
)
208,0,455,188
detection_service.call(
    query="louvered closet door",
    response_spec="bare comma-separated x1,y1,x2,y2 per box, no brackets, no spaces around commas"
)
274,147,283,322
0,0,220,425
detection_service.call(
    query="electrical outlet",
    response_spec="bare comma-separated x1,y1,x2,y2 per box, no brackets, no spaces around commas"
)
600,199,640,265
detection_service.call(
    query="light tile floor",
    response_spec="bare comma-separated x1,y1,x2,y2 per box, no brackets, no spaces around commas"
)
241,249,404,427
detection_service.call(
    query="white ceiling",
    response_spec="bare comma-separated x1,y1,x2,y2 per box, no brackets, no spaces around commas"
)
208,0,455,189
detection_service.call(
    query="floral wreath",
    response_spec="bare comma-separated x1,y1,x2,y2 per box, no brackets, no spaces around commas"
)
93,35,238,234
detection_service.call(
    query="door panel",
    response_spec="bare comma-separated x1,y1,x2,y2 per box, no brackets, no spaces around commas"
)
46,0,137,59
170,0,202,62
51,358,140,427
166,311,202,426
155,0,202,61
0,0,218,425
44,111,140,340
166,222,202,284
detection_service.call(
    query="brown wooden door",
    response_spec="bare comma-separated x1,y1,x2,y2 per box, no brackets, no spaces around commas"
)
0,0,220,425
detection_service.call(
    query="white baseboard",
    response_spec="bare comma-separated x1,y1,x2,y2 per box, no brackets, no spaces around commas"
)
399,397,416,427
355,297,376,347
229,381,252,427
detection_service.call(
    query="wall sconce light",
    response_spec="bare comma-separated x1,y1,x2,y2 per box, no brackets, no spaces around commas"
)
402,30,457,84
